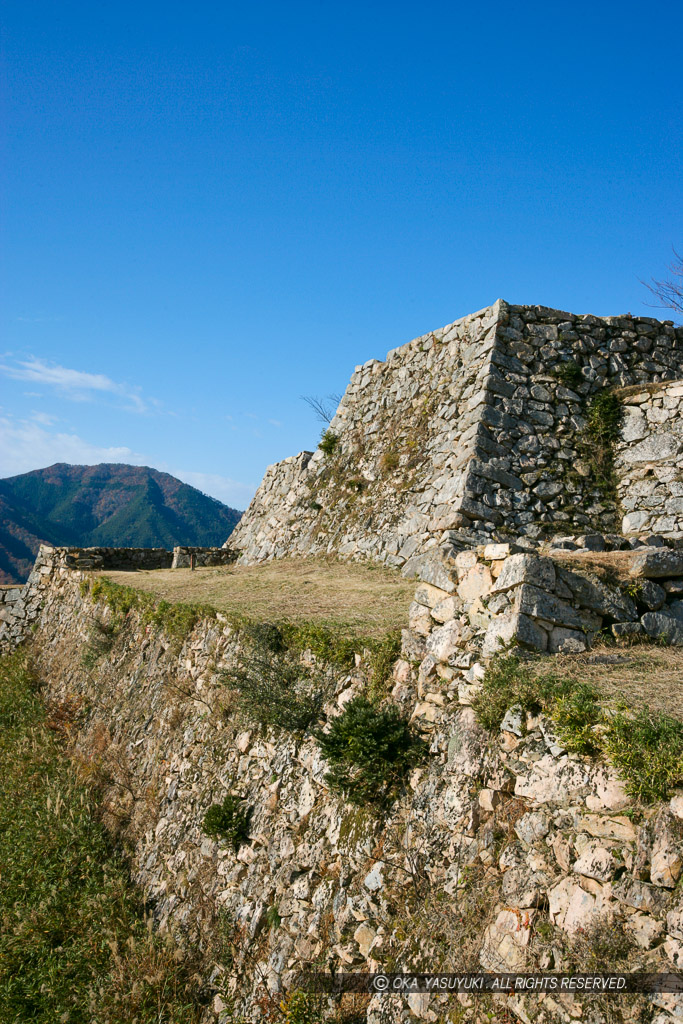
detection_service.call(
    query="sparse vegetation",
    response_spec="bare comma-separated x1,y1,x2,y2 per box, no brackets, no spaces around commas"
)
316,696,426,806
84,575,217,643
222,633,329,732
202,793,251,850
81,615,118,669
318,430,339,456
551,359,583,389
474,654,683,800
579,388,623,496
380,448,399,473
0,649,203,1024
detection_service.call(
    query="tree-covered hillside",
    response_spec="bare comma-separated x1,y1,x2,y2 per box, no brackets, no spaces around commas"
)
0,464,242,583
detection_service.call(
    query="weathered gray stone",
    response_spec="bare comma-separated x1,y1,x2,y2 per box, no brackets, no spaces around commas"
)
482,610,548,655
630,548,683,579
492,553,556,595
641,612,683,645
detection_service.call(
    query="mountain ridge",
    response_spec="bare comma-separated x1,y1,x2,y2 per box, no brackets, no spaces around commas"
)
0,463,242,583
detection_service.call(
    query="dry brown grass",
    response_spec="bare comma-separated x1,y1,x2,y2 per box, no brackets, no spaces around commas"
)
532,642,683,721
546,548,641,583
96,556,415,636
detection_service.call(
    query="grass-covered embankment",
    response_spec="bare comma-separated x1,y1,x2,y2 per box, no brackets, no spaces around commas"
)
0,650,204,1024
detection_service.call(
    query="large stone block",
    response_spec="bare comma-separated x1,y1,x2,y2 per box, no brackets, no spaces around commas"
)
491,553,556,595
630,549,683,579
482,610,547,656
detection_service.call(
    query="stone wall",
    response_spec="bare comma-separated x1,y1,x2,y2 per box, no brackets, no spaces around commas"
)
616,380,683,538
229,301,683,569
11,557,683,1024
171,546,239,569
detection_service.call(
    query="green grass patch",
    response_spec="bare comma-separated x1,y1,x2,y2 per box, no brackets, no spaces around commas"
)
473,655,683,801
84,576,217,644
0,649,203,1024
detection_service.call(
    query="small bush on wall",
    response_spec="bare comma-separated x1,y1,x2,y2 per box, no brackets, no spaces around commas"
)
316,697,426,806
202,794,250,850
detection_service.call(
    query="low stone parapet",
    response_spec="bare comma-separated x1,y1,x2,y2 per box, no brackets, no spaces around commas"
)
171,546,238,569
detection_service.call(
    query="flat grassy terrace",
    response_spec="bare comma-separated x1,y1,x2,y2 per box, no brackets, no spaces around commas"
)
96,556,416,637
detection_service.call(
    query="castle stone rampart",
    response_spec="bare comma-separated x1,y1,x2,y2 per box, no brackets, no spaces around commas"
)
229,300,683,568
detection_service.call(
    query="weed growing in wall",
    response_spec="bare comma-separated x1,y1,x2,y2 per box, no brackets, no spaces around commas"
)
316,696,426,806
202,793,251,850
81,616,118,670
551,359,583,389
221,636,329,732
473,654,683,801
579,389,623,497
85,577,217,644
318,430,339,456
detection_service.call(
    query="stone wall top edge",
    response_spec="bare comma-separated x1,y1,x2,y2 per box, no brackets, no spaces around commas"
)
507,302,677,326
615,378,683,401
351,300,503,376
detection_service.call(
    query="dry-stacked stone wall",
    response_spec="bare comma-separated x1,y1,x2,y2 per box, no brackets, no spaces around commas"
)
10,558,683,1024
616,380,683,538
229,301,683,570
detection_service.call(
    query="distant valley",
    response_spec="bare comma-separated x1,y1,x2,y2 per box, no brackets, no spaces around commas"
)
0,463,242,584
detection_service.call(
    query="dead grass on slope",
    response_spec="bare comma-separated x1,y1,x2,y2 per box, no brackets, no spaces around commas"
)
547,548,641,583
96,557,415,636
532,643,683,722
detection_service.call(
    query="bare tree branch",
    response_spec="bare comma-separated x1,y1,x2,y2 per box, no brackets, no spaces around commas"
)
641,248,683,321
300,393,342,424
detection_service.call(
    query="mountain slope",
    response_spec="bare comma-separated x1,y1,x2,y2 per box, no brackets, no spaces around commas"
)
0,464,242,583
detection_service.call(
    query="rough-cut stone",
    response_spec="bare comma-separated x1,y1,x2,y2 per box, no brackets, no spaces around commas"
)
482,610,548,656
492,554,556,595
631,549,683,579
641,612,683,645
425,620,463,663
572,843,616,882
480,909,535,970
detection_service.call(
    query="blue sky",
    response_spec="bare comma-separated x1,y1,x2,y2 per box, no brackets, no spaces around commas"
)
2,0,681,508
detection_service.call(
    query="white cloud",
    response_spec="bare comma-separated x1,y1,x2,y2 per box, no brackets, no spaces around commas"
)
0,357,149,412
0,413,256,510
171,470,256,509
31,411,59,426
0,414,147,479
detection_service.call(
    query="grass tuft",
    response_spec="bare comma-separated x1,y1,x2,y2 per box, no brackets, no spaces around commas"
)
473,654,683,801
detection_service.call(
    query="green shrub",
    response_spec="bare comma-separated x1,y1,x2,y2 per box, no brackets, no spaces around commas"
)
474,654,683,801
202,794,251,850
318,430,339,456
316,696,426,806
604,709,683,802
222,642,327,732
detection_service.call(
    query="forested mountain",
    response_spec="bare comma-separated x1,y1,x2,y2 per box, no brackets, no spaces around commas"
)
0,463,242,583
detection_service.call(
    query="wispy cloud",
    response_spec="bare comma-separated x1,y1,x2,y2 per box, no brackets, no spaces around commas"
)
0,414,146,479
170,470,256,509
31,411,59,427
0,413,256,509
0,357,150,412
